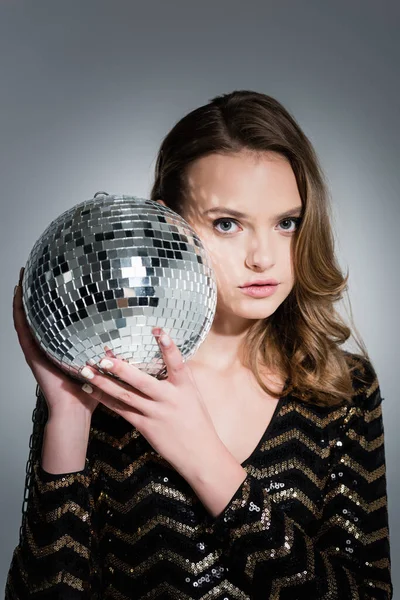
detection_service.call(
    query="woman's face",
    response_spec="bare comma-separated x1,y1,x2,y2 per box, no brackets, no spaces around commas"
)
156,150,302,323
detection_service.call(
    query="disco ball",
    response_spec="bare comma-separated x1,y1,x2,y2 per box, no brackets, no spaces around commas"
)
21,193,217,384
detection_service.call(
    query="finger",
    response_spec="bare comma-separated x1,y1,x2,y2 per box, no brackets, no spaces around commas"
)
152,327,188,383
104,345,117,359
79,364,157,414
80,382,146,427
13,284,29,333
13,282,39,360
19,266,25,286
104,345,129,363
13,266,25,317
85,351,167,402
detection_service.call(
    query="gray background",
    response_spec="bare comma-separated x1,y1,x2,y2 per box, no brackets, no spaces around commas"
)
1,0,398,594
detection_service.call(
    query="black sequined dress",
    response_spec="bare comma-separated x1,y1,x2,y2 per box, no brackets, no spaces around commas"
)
5,353,393,599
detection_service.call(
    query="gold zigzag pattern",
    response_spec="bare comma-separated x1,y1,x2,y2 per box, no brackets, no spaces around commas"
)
364,376,379,399
371,557,391,569
228,487,311,544
314,514,363,541
365,527,390,545
347,429,384,451
315,518,388,546
365,579,393,595
280,401,347,428
319,549,338,600
316,542,392,598
284,396,380,429
34,464,91,492
343,567,359,599
339,455,386,483
89,424,141,450
107,547,223,579
246,457,326,488
269,534,317,599
322,484,368,512
365,404,382,423
32,492,91,524
14,544,87,593
269,487,320,516
323,484,387,515
97,451,171,481
259,428,331,457
25,520,90,558
95,482,194,514
261,421,383,458
104,579,250,600
99,514,197,546
245,515,295,579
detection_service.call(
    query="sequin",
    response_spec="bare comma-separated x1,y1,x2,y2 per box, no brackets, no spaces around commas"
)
5,352,393,599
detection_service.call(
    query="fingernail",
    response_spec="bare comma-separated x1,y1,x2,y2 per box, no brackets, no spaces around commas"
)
81,366,95,379
104,345,116,358
99,358,114,370
14,285,18,297
82,383,93,394
160,334,171,347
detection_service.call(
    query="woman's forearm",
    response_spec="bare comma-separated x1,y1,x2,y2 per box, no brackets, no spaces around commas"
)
41,409,92,474
180,437,247,518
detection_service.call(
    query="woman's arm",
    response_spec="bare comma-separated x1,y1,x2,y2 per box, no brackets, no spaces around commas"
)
5,403,102,599
40,407,92,473
201,361,393,599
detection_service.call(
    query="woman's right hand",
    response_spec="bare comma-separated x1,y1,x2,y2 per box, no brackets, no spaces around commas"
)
13,267,111,419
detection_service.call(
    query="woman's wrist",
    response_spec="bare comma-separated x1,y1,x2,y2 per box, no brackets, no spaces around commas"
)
41,410,92,475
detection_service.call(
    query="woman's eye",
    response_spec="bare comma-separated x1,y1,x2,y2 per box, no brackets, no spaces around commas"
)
213,218,240,234
278,217,302,233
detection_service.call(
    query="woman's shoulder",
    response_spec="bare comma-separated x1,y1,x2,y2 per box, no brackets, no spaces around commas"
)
340,349,382,412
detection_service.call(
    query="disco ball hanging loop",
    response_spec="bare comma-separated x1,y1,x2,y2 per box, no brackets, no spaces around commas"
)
22,193,217,384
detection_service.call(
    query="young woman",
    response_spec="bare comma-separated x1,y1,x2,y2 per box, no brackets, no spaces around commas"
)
6,90,393,599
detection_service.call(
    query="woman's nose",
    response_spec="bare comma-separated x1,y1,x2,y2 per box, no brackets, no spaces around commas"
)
246,236,276,269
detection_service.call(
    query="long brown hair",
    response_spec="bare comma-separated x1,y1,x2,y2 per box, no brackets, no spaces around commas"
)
149,90,373,407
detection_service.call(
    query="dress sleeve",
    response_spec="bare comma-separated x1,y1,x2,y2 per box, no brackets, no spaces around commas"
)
5,404,102,599
205,363,393,599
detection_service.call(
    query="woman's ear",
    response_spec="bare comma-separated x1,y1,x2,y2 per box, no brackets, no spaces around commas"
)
155,199,167,207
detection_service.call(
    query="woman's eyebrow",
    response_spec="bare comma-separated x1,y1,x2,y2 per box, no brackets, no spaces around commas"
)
203,205,303,221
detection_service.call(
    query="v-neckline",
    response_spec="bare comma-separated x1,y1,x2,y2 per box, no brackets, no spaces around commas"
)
240,393,287,468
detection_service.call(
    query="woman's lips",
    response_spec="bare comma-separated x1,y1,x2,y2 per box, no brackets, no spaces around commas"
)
239,284,279,298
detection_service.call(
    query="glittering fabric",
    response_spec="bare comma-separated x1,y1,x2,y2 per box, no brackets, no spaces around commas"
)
5,352,393,599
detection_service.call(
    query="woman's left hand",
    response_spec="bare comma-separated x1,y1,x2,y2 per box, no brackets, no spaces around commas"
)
79,328,219,478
